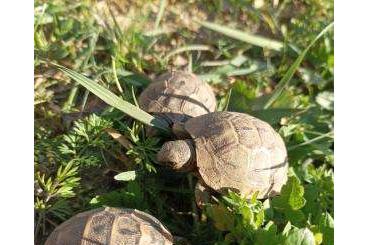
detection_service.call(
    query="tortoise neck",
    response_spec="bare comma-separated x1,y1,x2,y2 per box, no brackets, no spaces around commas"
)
180,139,196,172
172,122,191,139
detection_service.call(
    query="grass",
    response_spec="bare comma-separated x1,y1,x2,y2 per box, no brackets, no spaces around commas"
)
34,0,333,244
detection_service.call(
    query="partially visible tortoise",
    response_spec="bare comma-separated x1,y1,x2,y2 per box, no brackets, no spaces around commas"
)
157,112,288,204
138,71,216,126
45,207,173,245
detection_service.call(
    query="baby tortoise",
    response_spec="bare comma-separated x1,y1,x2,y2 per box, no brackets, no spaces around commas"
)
138,71,216,126
157,112,288,205
45,207,173,245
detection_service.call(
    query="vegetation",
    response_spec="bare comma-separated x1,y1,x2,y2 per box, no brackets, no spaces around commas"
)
34,0,333,244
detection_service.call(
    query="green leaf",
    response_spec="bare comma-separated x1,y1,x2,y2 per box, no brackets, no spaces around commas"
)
89,181,147,210
227,80,256,111
272,176,307,226
249,108,303,125
273,176,306,211
207,204,235,231
318,212,334,245
316,91,334,111
284,228,315,245
114,170,137,181
255,221,283,245
241,205,254,226
262,22,334,109
282,222,292,236
197,20,283,51
55,65,170,132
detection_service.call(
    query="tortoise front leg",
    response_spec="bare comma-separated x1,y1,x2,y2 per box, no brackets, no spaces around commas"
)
194,180,211,209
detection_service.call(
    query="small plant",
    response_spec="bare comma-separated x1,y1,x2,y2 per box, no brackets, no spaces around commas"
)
34,161,80,239
58,114,114,167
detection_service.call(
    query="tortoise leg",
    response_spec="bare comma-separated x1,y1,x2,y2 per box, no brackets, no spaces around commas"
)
173,236,190,245
194,180,211,209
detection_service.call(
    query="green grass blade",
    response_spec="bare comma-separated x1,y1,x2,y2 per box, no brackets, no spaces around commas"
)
262,22,334,109
56,65,170,132
197,20,283,51
249,108,304,125
288,132,333,151
154,0,167,29
164,45,213,61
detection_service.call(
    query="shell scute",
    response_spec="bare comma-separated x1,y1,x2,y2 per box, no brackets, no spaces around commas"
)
45,207,173,245
185,112,288,199
138,71,216,124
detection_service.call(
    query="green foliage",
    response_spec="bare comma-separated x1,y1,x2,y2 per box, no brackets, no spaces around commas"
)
58,114,113,167
283,227,315,245
121,122,161,173
272,176,307,227
206,192,266,244
89,181,148,210
57,65,171,132
205,190,322,245
34,0,333,244
34,160,80,238
206,180,332,245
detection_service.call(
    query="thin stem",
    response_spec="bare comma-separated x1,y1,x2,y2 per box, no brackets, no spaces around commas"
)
288,132,333,151
187,174,199,229
112,57,124,95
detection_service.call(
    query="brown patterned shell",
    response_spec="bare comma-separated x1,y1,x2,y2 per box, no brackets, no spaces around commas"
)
138,71,216,124
184,112,288,199
45,207,173,245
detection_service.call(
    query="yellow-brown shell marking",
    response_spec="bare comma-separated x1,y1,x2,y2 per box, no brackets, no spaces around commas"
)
138,71,216,124
184,112,288,199
45,207,173,245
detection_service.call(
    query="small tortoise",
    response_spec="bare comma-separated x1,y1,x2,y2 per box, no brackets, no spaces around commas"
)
138,71,216,126
157,111,288,203
45,207,173,245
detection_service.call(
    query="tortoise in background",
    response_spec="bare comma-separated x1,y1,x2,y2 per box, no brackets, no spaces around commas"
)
45,207,173,245
138,71,216,126
157,112,288,205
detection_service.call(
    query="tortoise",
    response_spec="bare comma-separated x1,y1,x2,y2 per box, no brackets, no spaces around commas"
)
156,111,288,204
138,71,216,126
45,207,173,245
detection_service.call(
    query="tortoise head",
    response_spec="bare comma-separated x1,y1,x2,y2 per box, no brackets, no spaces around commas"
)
157,140,195,172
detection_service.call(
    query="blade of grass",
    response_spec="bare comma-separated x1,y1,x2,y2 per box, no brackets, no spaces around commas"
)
164,45,213,61
55,64,170,132
288,132,333,151
79,90,90,113
34,3,47,31
107,2,124,39
262,22,334,109
62,86,79,112
187,53,193,73
62,32,99,112
131,85,139,107
223,88,232,111
112,56,124,95
196,20,283,51
154,0,167,29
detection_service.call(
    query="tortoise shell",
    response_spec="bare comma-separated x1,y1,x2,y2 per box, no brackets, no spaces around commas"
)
45,207,173,245
184,112,288,199
138,71,216,124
